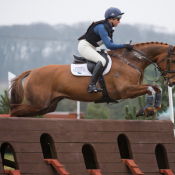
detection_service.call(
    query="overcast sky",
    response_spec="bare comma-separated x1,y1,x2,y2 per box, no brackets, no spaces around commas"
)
0,0,175,33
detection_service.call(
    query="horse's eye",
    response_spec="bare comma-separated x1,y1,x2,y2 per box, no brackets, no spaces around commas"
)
171,60,175,63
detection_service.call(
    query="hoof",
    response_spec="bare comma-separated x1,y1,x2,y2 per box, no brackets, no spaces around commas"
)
136,108,145,117
144,106,153,114
153,105,161,113
147,108,154,117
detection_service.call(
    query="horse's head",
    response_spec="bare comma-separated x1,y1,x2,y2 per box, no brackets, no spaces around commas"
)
157,45,175,87
111,42,175,87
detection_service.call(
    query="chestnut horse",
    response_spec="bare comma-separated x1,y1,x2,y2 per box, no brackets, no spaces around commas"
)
10,42,175,117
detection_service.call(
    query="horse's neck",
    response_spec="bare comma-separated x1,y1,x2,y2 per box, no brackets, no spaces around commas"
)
125,44,169,71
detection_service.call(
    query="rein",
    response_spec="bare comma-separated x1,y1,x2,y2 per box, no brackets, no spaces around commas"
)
132,48,162,82
109,45,175,84
109,50,144,84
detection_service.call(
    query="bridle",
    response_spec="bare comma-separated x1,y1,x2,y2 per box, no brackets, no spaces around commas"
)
109,45,175,84
157,45,175,83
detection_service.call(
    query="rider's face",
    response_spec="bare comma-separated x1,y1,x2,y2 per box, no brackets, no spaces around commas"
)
112,18,120,27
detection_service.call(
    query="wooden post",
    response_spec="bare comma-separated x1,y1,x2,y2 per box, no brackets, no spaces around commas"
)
77,101,80,119
8,72,16,97
168,86,175,137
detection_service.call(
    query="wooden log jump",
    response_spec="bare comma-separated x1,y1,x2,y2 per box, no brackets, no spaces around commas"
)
0,117,174,175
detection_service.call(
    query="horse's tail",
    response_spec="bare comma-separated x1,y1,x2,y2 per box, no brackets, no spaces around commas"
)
10,70,31,107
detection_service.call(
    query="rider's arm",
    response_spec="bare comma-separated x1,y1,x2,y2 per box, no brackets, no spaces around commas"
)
94,24,124,50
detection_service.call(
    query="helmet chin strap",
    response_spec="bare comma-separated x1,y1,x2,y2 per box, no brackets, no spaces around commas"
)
109,19,115,27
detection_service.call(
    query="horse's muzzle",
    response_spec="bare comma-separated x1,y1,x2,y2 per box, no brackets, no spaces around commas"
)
165,80,175,87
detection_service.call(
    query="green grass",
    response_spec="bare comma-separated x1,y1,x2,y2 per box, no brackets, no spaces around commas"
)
4,153,15,170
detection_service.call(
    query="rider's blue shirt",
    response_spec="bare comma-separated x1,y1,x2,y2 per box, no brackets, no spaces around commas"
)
94,21,124,50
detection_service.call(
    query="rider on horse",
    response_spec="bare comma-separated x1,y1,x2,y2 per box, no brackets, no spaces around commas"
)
78,7,133,93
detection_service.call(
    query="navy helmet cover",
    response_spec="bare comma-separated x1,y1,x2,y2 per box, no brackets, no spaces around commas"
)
105,7,124,19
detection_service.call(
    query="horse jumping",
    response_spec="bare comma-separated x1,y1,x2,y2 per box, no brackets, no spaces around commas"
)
10,42,175,117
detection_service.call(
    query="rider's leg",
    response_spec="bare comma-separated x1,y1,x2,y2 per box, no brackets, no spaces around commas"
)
88,61,103,93
78,40,106,66
78,40,106,93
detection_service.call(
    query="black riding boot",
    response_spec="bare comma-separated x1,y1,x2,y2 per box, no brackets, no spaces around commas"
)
88,61,103,93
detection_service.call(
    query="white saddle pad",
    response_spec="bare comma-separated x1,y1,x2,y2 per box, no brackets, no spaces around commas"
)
71,54,112,76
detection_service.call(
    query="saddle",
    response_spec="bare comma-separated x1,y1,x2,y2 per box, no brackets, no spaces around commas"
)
72,49,117,104
73,49,109,74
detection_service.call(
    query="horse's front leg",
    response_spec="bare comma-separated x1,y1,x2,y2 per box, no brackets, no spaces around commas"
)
142,84,162,114
121,84,162,117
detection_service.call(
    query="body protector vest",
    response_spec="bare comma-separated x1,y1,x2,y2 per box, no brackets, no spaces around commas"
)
78,20,114,47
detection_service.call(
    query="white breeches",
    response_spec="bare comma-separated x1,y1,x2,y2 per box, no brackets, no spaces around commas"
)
78,39,106,66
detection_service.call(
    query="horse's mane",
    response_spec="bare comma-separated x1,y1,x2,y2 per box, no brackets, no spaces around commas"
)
132,41,175,51
132,41,169,47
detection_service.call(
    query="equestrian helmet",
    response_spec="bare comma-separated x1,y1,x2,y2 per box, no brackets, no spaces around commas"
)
105,7,124,19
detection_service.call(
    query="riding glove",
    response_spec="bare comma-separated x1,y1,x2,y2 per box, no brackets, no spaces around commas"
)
124,44,133,50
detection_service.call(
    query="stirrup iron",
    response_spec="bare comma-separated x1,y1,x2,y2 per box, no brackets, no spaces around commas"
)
88,84,103,93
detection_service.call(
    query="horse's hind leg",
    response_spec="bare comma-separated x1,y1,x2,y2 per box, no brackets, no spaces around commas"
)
37,97,63,115
10,103,40,117
10,97,63,117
